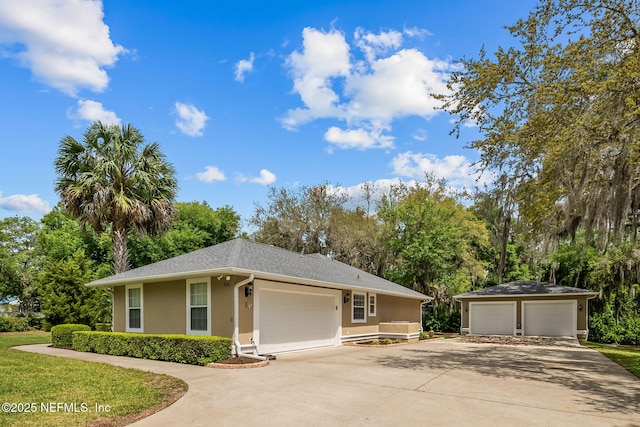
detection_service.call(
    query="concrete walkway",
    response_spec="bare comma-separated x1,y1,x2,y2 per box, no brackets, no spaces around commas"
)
16,340,640,426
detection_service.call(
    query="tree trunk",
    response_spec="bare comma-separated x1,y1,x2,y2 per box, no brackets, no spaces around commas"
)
497,214,511,284
111,228,130,274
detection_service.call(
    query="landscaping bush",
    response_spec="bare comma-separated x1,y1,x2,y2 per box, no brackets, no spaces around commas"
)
73,332,232,365
94,323,112,332
589,311,640,346
25,314,44,330
51,324,91,347
423,310,460,333
0,316,31,332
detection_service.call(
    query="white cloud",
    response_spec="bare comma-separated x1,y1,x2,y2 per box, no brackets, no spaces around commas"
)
234,52,255,82
282,27,351,130
354,28,402,64
175,102,209,137
344,49,450,121
282,26,452,150
250,169,276,186
412,128,427,141
195,166,225,183
403,26,432,39
238,169,277,186
0,0,126,96
68,99,120,125
391,151,490,188
324,126,394,150
0,192,50,213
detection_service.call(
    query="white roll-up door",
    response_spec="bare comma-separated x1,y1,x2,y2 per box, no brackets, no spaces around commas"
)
523,301,576,337
256,284,341,353
469,302,516,335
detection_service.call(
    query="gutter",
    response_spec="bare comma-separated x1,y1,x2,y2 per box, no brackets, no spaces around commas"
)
453,292,598,300
233,274,268,361
87,267,429,301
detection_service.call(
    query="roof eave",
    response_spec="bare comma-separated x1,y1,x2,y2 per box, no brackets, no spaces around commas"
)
454,292,598,300
87,267,431,300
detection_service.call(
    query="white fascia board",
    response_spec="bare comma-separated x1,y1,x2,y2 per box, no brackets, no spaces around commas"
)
454,292,598,300
86,266,431,300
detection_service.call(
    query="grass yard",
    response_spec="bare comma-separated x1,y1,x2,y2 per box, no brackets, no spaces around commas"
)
0,332,187,426
583,341,640,378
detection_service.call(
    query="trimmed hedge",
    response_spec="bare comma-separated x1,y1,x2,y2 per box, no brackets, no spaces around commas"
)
94,323,112,332
72,332,232,365
51,324,91,347
0,316,31,332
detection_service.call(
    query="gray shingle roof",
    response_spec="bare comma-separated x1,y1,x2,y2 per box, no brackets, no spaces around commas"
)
88,238,428,300
454,280,598,298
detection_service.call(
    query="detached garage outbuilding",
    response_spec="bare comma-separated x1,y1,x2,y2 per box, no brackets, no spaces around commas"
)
87,239,429,355
455,281,597,339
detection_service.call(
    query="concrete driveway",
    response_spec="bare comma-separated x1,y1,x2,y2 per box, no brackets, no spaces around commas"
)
17,339,640,426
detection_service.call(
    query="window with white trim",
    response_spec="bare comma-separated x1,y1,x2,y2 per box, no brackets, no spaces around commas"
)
368,293,376,317
187,278,210,335
352,291,366,323
125,284,143,333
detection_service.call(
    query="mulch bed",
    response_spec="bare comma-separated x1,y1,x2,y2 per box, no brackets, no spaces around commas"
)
206,356,270,369
457,335,582,348
49,344,74,350
346,340,407,348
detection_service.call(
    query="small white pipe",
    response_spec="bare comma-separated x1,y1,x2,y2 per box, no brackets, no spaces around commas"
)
233,274,266,361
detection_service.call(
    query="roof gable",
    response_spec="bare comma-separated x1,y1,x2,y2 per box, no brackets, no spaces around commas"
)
454,280,598,298
88,238,429,300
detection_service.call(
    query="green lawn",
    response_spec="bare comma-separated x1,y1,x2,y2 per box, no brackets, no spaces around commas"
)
583,341,640,378
0,332,187,427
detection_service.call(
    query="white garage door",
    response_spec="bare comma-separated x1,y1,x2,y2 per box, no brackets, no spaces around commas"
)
256,284,341,353
470,302,516,335
523,301,576,337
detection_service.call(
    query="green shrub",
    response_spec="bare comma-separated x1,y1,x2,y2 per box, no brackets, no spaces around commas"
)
94,323,112,332
73,332,232,365
51,324,91,347
0,317,11,332
26,314,44,330
589,311,640,346
382,338,392,345
0,316,31,332
422,310,461,333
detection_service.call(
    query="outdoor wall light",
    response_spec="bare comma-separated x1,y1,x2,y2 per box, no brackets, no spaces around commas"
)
344,293,350,304
465,305,468,313
245,284,253,298
579,304,583,311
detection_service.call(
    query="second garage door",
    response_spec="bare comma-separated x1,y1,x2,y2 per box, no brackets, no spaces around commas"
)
256,283,341,353
469,302,516,335
523,301,576,337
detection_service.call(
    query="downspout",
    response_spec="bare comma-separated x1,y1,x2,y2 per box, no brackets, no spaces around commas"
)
419,300,428,333
233,274,267,361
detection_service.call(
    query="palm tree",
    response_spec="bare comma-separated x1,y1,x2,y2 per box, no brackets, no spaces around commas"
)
54,121,178,274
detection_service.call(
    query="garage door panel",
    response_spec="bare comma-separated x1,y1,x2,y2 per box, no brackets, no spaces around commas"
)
523,301,575,337
470,303,515,335
258,287,340,353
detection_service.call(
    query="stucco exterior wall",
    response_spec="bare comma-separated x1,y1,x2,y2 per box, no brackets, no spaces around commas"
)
237,278,254,345
111,276,424,345
210,275,235,338
143,280,186,334
377,294,421,323
459,295,591,332
341,290,422,337
113,286,125,332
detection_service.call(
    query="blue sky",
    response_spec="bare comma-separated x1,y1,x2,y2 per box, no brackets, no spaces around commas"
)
0,0,538,228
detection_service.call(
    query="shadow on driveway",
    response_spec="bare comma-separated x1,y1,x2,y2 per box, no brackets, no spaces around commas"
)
368,340,640,416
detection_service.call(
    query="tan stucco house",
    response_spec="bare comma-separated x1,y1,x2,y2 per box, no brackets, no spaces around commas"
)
454,280,598,339
87,238,430,354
